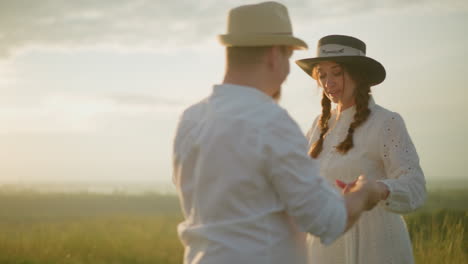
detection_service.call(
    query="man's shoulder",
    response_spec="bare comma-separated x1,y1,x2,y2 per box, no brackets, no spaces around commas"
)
266,105,302,131
232,101,300,133
180,97,210,122
178,95,300,133
256,105,306,149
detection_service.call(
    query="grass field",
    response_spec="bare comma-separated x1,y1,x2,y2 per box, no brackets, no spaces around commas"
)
0,188,466,264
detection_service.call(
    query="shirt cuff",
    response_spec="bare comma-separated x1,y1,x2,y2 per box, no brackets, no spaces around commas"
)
315,198,347,246
377,180,394,208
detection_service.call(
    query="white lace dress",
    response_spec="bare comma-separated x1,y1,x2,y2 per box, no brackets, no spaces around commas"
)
306,99,426,264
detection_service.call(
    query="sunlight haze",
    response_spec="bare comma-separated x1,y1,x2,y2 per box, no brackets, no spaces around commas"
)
0,0,467,189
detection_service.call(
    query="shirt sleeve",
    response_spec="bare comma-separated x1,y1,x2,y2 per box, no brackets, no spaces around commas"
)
377,113,426,213
172,110,196,185
305,115,320,143
264,109,347,245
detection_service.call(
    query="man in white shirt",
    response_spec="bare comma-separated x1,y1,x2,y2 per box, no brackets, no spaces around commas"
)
172,2,382,264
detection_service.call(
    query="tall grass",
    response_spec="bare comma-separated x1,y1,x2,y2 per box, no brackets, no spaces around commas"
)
0,191,183,264
0,215,182,264
0,189,466,264
406,210,467,264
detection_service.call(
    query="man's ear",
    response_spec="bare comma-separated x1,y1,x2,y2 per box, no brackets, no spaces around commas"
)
266,46,280,71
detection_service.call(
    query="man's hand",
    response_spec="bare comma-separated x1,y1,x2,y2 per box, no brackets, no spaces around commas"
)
339,175,385,232
336,175,382,211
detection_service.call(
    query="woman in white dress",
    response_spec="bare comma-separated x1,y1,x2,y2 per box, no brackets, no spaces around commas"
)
295,35,426,264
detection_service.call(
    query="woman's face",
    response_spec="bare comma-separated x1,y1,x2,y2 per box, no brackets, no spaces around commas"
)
315,61,357,109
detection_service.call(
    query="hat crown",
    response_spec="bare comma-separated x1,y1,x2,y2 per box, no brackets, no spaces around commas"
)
218,1,307,50
317,35,366,55
227,2,292,35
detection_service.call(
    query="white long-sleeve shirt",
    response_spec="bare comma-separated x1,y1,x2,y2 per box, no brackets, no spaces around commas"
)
173,84,347,264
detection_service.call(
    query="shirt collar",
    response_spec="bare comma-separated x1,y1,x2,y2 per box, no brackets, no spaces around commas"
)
212,83,274,103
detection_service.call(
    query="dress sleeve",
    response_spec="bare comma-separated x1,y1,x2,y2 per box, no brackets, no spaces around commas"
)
377,113,426,213
264,110,347,245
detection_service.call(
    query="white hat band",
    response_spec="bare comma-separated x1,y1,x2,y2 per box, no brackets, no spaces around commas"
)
318,44,365,57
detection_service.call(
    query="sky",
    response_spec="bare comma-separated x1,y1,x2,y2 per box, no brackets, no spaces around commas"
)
0,0,467,187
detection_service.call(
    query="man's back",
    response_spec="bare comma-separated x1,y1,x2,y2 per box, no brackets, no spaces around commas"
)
173,84,346,264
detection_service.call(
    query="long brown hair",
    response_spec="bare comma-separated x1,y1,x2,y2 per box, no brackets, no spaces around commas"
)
309,62,372,158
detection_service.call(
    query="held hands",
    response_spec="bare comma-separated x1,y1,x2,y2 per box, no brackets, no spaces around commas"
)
336,175,385,211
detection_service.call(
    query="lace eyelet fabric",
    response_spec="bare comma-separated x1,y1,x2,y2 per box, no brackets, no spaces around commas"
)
306,99,426,264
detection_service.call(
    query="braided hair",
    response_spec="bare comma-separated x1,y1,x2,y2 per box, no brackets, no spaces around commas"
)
308,92,332,158
309,62,371,158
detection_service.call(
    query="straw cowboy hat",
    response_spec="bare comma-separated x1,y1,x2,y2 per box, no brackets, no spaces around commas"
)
218,1,308,50
296,35,386,85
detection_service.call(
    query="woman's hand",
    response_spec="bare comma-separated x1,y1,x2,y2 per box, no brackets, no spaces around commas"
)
336,177,390,203
340,175,383,231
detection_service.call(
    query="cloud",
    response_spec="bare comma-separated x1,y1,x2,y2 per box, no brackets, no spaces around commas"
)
288,0,468,24
0,60,17,87
0,92,185,134
107,94,185,108
1,0,466,58
0,0,227,57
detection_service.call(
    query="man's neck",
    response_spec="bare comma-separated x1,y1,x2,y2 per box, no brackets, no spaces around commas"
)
223,69,273,97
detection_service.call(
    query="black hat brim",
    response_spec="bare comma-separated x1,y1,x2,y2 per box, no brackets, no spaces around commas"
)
295,56,386,86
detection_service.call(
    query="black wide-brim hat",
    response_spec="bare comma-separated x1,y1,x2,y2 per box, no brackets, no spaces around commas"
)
296,35,386,86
